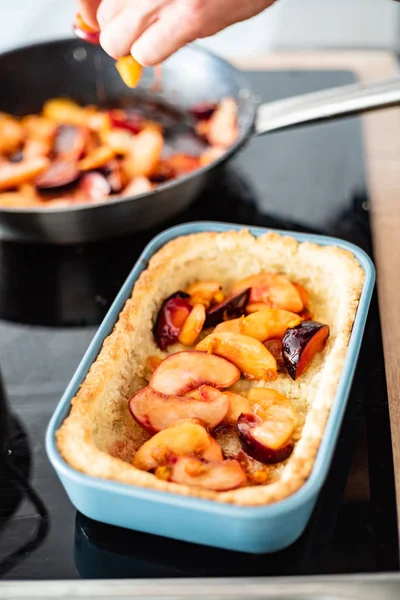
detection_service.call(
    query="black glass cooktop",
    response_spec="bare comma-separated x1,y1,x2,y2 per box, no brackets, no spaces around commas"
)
0,70,398,580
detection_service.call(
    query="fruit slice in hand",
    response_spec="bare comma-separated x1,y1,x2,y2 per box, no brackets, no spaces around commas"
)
116,56,143,89
168,456,246,491
73,13,100,45
204,289,250,328
133,420,223,471
150,350,240,396
73,15,142,88
238,387,298,463
178,303,206,346
196,332,278,381
240,308,302,341
153,292,193,350
232,273,304,313
129,385,228,432
222,391,250,425
282,321,329,380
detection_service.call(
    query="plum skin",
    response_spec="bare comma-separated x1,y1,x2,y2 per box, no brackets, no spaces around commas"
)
204,288,250,328
153,291,192,350
282,321,329,380
237,413,294,464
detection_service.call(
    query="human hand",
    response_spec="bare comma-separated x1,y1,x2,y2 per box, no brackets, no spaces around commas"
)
77,0,277,66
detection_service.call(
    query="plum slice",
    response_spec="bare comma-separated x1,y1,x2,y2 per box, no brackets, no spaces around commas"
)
239,387,298,463
185,280,222,307
178,303,206,346
53,125,87,161
35,160,80,191
282,321,330,380
222,391,250,425
189,102,217,121
168,456,246,491
79,172,111,201
73,13,101,45
204,289,250,328
264,339,285,370
150,350,240,396
232,273,304,313
240,308,302,341
196,332,278,381
133,420,223,471
153,292,192,350
238,414,294,464
109,110,143,135
0,157,50,191
129,384,228,432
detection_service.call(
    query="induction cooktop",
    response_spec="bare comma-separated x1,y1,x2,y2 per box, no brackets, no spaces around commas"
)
0,69,398,580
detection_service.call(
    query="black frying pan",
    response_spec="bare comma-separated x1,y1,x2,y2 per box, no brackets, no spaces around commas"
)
0,38,398,244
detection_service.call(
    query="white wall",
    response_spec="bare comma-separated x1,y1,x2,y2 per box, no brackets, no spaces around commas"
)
0,0,399,57
277,0,400,50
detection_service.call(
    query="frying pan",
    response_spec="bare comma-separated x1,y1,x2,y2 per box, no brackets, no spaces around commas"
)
0,38,399,244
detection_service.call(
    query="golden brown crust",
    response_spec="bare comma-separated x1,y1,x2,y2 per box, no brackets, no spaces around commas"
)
56,229,365,505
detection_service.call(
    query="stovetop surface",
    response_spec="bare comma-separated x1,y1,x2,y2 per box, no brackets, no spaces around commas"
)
0,69,398,581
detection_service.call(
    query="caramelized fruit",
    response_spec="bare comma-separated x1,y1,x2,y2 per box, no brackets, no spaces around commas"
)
133,421,223,471
178,303,206,346
109,110,143,135
240,308,302,341
282,321,329,380
169,456,246,491
197,332,278,381
204,289,250,327
232,273,304,313
264,339,285,369
153,292,192,350
150,350,240,396
79,172,111,201
54,125,86,161
0,158,50,191
238,413,294,464
185,280,221,306
129,385,228,432
222,391,251,425
35,161,80,191
189,103,217,121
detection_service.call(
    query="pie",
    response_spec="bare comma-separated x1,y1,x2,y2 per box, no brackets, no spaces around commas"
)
56,229,364,505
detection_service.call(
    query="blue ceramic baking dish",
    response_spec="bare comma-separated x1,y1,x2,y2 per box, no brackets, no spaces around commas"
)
46,221,375,554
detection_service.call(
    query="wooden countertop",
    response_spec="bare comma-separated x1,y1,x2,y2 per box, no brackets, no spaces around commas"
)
234,51,400,523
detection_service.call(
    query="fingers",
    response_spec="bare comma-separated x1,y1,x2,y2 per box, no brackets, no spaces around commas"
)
100,3,163,59
130,14,198,66
96,0,128,28
77,0,102,29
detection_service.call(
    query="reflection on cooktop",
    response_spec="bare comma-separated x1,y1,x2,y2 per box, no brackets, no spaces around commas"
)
0,166,370,328
0,372,49,577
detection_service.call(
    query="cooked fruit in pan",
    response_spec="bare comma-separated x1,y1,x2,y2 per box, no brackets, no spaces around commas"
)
0,97,238,208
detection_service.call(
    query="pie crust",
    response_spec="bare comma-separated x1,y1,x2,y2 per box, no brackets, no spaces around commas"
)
56,229,364,505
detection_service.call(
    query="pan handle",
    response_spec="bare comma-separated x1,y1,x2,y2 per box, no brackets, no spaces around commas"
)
254,76,400,135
